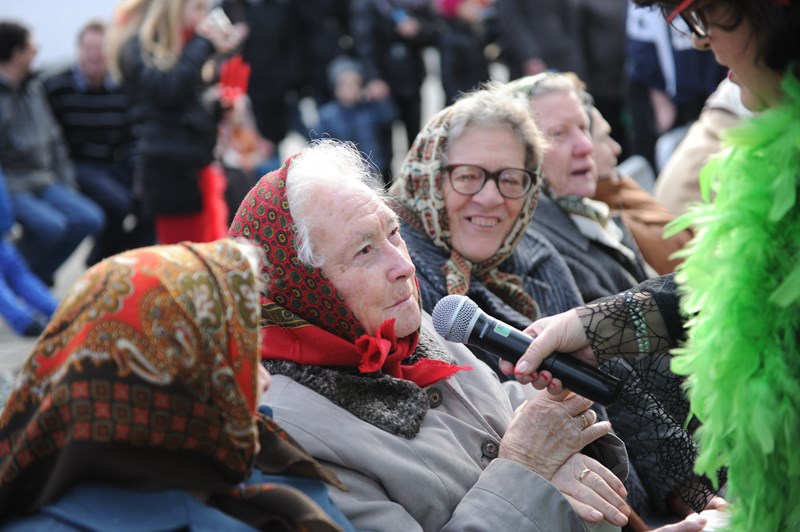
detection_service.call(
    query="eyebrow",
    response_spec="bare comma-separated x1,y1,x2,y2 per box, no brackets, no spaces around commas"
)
341,209,400,255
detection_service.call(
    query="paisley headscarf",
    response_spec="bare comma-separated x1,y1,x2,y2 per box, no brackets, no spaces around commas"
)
228,157,468,390
0,240,345,530
390,103,542,320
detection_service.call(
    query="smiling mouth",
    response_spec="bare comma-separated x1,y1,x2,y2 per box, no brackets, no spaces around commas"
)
467,215,500,227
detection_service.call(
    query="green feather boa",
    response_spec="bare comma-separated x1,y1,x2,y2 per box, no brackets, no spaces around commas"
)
668,73,800,531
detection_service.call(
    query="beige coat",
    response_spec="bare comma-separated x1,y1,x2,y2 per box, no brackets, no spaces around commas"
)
262,313,625,532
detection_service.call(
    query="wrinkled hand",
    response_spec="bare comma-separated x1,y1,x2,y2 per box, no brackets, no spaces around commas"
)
552,453,629,526
499,391,610,480
499,309,595,395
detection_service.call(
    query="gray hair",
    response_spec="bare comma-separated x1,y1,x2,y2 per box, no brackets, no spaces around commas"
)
444,82,546,171
286,139,387,267
508,72,594,128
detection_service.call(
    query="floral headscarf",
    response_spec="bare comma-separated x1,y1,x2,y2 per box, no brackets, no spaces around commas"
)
0,240,346,530
228,157,467,390
390,105,541,320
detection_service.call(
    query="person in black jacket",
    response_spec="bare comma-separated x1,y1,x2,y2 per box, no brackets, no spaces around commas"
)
350,0,439,185
108,0,242,244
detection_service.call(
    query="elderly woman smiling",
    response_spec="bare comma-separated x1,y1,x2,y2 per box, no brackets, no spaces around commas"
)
389,84,583,378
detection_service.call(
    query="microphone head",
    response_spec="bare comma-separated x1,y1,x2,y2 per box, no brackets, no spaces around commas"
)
431,294,479,343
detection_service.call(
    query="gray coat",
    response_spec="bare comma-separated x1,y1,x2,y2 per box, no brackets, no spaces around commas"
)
531,194,649,303
262,313,625,532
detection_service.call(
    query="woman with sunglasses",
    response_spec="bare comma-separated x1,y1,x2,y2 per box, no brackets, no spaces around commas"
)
389,84,586,380
506,1,800,530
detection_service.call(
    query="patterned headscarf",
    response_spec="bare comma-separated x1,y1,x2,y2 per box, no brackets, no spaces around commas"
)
228,157,468,389
0,240,345,530
390,105,541,320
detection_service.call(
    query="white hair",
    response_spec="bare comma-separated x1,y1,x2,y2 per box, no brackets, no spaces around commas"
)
286,139,386,267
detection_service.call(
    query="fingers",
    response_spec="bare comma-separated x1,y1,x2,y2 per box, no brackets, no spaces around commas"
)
560,394,594,416
581,420,612,446
574,466,630,527
562,494,605,523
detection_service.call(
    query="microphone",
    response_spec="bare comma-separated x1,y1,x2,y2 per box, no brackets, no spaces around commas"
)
431,294,621,405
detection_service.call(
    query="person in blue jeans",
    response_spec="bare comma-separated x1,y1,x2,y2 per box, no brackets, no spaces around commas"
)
0,21,104,286
0,166,57,337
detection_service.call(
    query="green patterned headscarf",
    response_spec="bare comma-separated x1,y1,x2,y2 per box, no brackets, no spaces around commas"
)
390,103,541,320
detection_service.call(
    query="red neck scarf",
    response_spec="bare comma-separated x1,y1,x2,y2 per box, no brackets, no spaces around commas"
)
229,158,468,388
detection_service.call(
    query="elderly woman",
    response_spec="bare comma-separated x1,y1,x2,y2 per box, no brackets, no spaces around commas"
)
229,139,632,531
0,240,352,531
509,73,651,303
389,84,583,379
509,1,800,530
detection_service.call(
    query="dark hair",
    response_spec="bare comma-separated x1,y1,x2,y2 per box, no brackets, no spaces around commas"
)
633,1,800,76
0,21,29,63
77,19,106,45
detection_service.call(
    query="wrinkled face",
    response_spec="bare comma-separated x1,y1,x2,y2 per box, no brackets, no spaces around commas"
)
77,29,107,84
335,71,362,107
532,91,596,198
443,126,529,263
183,0,209,31
692,3,783,111
309,185,421,338
590,109,621,180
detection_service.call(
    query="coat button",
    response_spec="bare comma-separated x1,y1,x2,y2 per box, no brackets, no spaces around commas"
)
427,387,443,408
481,440,499,459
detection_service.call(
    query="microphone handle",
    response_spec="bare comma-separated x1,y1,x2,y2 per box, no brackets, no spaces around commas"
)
467,314,620,405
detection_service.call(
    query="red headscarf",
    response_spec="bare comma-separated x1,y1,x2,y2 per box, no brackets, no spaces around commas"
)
228,157,468,388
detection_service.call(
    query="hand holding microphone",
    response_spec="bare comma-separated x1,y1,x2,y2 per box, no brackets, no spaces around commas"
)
431,295,620,405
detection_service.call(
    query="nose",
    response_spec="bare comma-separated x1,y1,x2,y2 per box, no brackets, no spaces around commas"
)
472,177,505,206
574,130,594,157
387,241,416,281
611,138,622,157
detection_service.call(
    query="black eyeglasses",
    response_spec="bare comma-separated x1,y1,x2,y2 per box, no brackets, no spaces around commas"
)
445,164,539,199
663,1,712,39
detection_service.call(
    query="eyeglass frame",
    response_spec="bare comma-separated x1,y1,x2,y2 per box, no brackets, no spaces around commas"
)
443,163,542,199
663,0,712,39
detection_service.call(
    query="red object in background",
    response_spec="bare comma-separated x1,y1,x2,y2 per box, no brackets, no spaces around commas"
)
219,55,251,106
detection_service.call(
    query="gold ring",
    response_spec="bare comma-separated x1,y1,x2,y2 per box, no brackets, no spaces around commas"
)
578,413,588,429
579,468,591,481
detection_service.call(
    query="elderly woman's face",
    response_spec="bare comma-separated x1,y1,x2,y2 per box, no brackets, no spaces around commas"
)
307,185,421,338
443,126,529,263
532,91,596,198
591,109,622,180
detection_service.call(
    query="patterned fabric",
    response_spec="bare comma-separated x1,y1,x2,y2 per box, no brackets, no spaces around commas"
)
228,158,468,393
0,240,345,531
554,195,609,227
389,105,541,320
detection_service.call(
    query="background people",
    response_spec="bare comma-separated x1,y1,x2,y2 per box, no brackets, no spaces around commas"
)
0,20,104,287
0,165,57,338
108,0,242,244
230,139,632,531
590,106,693,275
313,55,397,180
44,19,154,266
